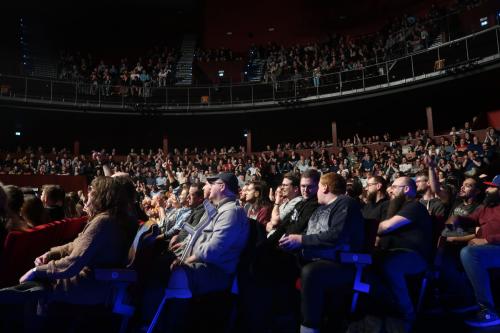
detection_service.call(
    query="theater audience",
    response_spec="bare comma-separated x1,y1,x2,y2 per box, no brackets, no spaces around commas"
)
0,184,11,248
435,177,482,311
0,176,138,317
20,195,48,228
64,192,83,218
2,185,29,231
279,172,364,333
245,180,271,225
41,185,66,222
362,175,389,221
375,176,432,331
158,172,248,332
267,172,302,233
454,175,500,327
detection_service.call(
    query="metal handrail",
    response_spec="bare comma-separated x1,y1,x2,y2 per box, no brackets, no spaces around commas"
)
0,25,499,110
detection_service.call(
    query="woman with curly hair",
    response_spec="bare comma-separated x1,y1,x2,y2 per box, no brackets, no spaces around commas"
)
15,176,137,304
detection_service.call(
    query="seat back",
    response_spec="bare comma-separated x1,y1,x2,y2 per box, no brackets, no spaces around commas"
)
363,219,380,253
127,221,160,275
0,217,88,287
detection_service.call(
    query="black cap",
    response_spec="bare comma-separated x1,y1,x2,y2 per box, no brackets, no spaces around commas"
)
207,172,239,195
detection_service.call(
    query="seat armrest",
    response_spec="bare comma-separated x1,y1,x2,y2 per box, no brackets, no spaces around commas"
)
340,252,372,265
94,268,137,283
340,252,372,294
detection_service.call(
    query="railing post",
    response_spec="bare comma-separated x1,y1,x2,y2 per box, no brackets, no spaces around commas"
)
272,83,275,101
24,77,27,102
316,77,319,98
385,62,390,83
465,38,469,60
362,69,365,90
496,27,500,55
50,80,53,102
121,89,124,108
75,82,78,105
339,72,342,93
98,83,101,107
165,87,168,108
411,55,415,78
230,83,233,106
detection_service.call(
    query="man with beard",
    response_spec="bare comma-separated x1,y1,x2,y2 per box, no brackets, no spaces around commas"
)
443,177,482,241
437,177,482,310
375,176,432,331
454,175,500,327
416,169,447,218
362,176,389,221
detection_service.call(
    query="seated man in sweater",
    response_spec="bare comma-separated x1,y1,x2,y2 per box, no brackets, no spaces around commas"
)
279,172,364,333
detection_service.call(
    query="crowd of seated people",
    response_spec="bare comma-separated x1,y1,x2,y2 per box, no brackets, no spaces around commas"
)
51,0,490,96
58,44,179,96
256,0,490,86
0,183,86,250
0,119,498,331
194,47,244,63
0,120,497,194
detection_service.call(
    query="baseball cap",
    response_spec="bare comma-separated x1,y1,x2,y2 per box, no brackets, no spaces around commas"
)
483,175,500,188
207,172,239,195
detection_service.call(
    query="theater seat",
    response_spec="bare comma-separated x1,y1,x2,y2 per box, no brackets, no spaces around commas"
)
295,219,381,313
93,222,160,333
0,217,88,287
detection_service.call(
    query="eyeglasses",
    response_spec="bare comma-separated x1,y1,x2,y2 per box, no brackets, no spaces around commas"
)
390,184,406,189
366,182,379,186
300,184,318,190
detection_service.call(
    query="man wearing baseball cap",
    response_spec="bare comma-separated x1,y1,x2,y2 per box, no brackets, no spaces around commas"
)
160,172,249,331
454,175,500,327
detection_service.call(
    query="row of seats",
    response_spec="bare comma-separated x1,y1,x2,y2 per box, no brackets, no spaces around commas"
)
0,217,88,287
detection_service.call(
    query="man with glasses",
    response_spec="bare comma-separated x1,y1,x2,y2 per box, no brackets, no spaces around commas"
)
159,172,249,332
375,176,432,332
279,173,364,333
267,169,320,245
249,170,320,332
362,176,389,221
267,172,302,233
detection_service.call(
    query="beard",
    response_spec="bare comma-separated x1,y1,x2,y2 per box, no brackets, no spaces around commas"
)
483,192,500,207
367,191,378,205
416,188,427,196
386,193,408,219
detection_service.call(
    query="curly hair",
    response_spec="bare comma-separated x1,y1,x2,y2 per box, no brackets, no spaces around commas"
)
86,177,129,219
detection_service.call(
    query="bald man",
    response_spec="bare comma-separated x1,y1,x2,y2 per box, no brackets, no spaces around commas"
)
375,176,432,331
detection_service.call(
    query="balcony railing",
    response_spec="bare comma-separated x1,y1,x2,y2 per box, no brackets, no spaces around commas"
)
1,26,499,113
